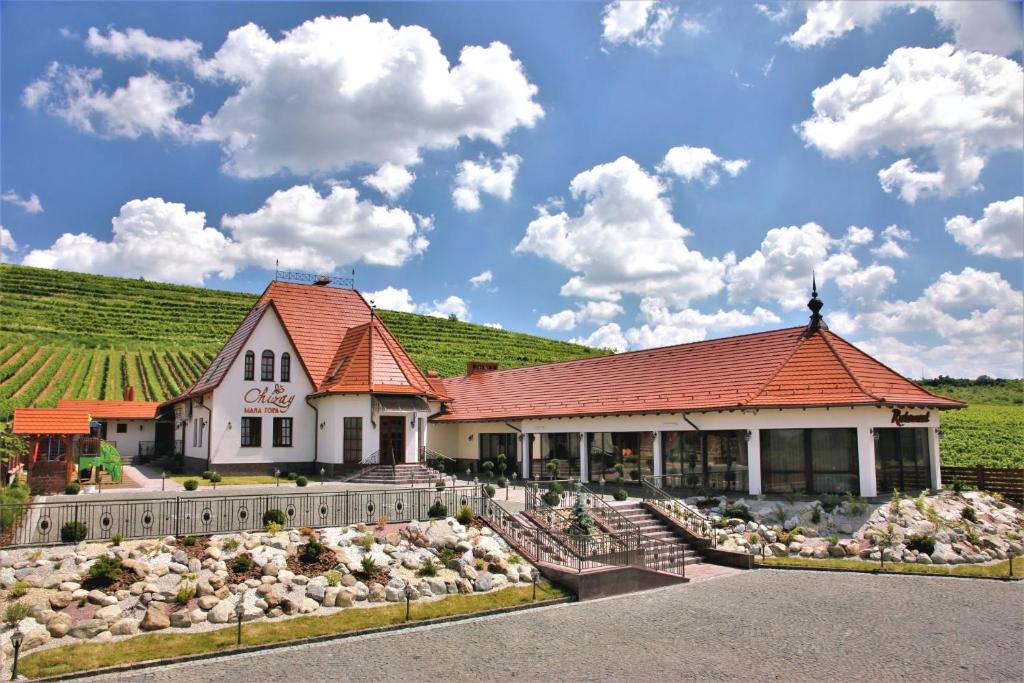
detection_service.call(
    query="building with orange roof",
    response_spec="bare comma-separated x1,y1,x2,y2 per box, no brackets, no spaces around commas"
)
166,275,963,497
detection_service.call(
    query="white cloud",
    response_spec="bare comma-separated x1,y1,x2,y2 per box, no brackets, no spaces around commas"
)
22,197,235,286
787,2,1023,56
870,224,912,259
1,190,43,214
945,196,1024,259
623,298,781,349
834,263,896,306
0,227,17,262
482,322,503,330
85,26,202,63
22,62,192,139
678,18,707,36
424,295,470,321
844,225,874,246
516,156,733,307
601,0,676,48
364,286,416,313
727,222,858,310
361,163,416,200
658,146,749,186
452,154,521,211
221,184,429,272
536,300,624,332
469,270,493,287
537,309,581,332
798,45,1023,202
754,3,791,23
364,287,471,320
571,322,629,353
195,16,542,178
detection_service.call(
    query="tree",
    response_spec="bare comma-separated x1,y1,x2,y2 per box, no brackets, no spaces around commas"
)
0,429,29,488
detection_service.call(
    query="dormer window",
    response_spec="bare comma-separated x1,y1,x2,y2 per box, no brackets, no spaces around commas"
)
281,352,291,382
244,351,255,381
261,350,274,381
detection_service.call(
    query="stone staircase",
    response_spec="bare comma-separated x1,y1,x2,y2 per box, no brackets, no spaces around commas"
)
346,463,444,485
610,501,703,568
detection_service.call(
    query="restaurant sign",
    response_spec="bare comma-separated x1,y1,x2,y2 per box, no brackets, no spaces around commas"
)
890,409,929,427
243,384,295,414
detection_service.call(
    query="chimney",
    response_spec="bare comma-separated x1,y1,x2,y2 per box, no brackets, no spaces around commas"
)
427,370,440,378
466,361,499,376
123,386,136,402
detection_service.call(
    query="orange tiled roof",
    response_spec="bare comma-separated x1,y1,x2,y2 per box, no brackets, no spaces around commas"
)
12,408,91,434
434,326,965,422
56,399,160,419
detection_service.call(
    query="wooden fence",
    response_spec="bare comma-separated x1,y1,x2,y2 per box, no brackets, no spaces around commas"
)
942,466,1023,502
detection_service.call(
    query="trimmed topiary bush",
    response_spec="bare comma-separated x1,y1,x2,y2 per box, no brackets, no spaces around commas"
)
64,482,81,495
262,508,287,526
295,476,308,487
209,471,222,483
285,471,298,481
428,501,448,519
497,476,508,488
201,470,214,480
542,490,562,507
61,521,88,543
88,555,122,586
183,479,199,491
483,484,496,499
613,489,628,501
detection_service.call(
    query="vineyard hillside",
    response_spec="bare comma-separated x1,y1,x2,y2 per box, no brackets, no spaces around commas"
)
0,264,607,419
922,380,1024,469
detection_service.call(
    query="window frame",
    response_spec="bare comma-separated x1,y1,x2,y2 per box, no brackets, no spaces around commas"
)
343,417,363,463
273,417,293,447
244,351,255,381
115,423,128,434
240,416,262,448
280,352,291,382
261,350,274,382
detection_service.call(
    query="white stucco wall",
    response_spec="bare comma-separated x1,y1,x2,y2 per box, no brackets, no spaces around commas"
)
101,419,156,458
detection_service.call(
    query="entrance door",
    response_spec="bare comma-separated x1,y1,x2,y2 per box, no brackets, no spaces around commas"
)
379,416,406,464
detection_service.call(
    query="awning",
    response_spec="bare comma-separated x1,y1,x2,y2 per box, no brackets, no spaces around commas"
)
372,396,430,414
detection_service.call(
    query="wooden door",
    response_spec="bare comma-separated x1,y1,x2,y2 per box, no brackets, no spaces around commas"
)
379,416,406,464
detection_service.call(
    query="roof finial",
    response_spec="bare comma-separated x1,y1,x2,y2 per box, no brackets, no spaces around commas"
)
807,271,826,333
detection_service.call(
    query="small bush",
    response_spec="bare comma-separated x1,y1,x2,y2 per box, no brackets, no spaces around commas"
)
613,489,628,502
182,535,197,547
950,478,965,494
295,476,308,487
908,534,936,555
88,555,123,586
262,508,287,526
231,553,253,573
3,601,31,626
64,482,81,495
497,476,508,488
549,482,565,495
482,461,495,475
819,493,841,512
456,505,475,525
265,522,283,534
201,470,214,480
299,527,316,537
810,505,822,525
473,558,485,571
428,501,448,519
110,533,123,546
507,552,522,565
416,557,440,577
325,570,342,587
483,484,496,499
542,490,562,507
9,580,28,599
713,517,729,530
749,533,761,546
356,533,375,551
223,538,239,552
209,472,222,483
61,521,88,543
360,555,378,575
175,583,195,605
828,534,839,547
183,479,199,491
285,471,298,481
961,506,977,523
696,497,721,509
299,538,325,563
723,503,753,521
435,480,446,491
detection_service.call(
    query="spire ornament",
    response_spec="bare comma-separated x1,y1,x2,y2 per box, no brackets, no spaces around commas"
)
806,273,827,333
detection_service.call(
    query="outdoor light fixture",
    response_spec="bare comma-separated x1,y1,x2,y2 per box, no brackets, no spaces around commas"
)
227,421,233,430
10,624,24,678
319,421,326,430
745,430,753,441
235,597,246,645
320,467,326,485
274,468,281,486
468,434,474,441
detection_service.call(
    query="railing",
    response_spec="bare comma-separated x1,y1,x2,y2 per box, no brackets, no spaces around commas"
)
420,446,456,475
524,480,575,512
0,485,482,548
578,483,639,536
641,475,713,540
941,466,1023,503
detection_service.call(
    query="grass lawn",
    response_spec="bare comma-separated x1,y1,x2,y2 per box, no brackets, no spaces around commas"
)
170,474,282,487
757,555,1024,579
18,582,567,679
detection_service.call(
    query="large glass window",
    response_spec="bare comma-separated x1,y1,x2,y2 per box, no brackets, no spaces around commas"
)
261,350,274,381
660,431,747,491
875,428,931,492
479,433,518,476
280,353,291,382
531,433,580,479
241,417,262,447
273,417,293,447
244,351,255,381
41,437,67,462
587,432,654,483
343,417,362,463
761,428,858,494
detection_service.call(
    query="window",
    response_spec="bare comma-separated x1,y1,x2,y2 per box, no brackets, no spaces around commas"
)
116,423,127,434
530,433,580,479
875,428,931,491
343,417,362,463
479,433,518,474
761,428,859,494
661,431,748,492
42,437,67,462
241,417,262,447
244,351,255,381
587,432,654,484
273,418,293,447
192,419,198,447
280,352,291,382
261,350,274,381
197,419,204,448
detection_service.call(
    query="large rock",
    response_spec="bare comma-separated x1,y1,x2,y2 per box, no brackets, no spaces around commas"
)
46,612,74,638
87,589,117,606
197,595,220,610
767,543,788,557
306,584,326,603
110,618,140,635
473,573,494,592
385,585,404,602
95,604,123,623
170,611,192,628
322,586,340,608
140,603,171,631
208,600,234,624
68,619,108,640
369,583,386,602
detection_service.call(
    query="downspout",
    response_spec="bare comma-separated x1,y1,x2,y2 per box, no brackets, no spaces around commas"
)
305,395,319,468
682,413,701,433
203,396,213,471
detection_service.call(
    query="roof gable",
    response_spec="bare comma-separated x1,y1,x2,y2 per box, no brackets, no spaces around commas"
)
13,408,91,434
56,399,160,419
318,317,438,396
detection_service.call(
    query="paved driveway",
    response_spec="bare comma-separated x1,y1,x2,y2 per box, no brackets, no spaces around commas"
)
93,570,1022,682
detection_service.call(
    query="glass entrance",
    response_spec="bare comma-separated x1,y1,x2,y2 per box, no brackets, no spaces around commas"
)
379,416,406,464
875,428,931,492
587,432,654,484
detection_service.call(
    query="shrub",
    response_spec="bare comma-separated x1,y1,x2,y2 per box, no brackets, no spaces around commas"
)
613,489,628,502
183,479,199,491
890,489,902,517
696,497,721,509
723,503,753,521
262,508,287,527
8,580,28,599
507,553,522,565
295,476,308,487
326,571,342,587
914,490,929,514
356,533,376,551
810,505,822,525
819,493,841,512
265,522,283,534
360,555,378,575
231,553,253,573
110,533,123,546
88,555,123,587
175,582,195,605
542,490,562,507
209,472,222,483
64,482,81,495
435,480,446,491
749,533,761,546
613,463,625,477
497,476,508,488
61,521,88,543
828,534,839,547
549,482,565,496
3,601,31,626
456,505,475,525
483,484,496,499
844,491,870,516
201,470,214,480
473,558,485,571
299,527,316,537
299,538,325,563
713,517,729,530
416,557,440,577
907,534,936,555
482,460,495,476
428,501,448,519
285,471,298,481
223,538,239,552
950,478,966,494
182,535,197,547
961,506,977,523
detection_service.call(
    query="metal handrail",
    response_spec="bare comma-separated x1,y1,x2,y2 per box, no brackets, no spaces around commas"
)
524,480,575,512
578,483,640,536
641,475,713,540
419,446,456,473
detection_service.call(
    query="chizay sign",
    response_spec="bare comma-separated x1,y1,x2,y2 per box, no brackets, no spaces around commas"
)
244,384,295,414
890,408,929,427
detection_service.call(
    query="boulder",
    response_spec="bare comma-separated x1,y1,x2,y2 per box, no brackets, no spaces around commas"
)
917,554,933,565
353,582,369,601
49,591,74,610
812,547,828,560
110,618,140,636
473,573,494,592
170,611,192,628
140,603,171,631
208,600,234,624
334,589,355,608
828,545,845,558
369,583,386,602
385,585,404,602
87,589,117,606
68,619,107,639
767,543,788,557
306,584,327,603
299,598,319,614
95,604,123,623
197,595,220,610
46,612,74,638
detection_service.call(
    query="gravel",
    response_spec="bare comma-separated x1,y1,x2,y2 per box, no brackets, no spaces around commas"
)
90,570,1024,682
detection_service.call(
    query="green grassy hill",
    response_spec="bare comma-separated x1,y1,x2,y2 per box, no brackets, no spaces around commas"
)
919,380,1023,469
0,264,606,417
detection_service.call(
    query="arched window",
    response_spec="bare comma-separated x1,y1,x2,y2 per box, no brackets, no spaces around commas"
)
280,352,291,382
244,351,255,381
261,350,274,381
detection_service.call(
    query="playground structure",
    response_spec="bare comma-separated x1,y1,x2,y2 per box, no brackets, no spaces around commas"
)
76,440,123,485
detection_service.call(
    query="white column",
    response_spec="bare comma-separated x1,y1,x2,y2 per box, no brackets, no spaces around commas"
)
521,434,530,480
929,424,942,491
857,426,877,497
579,433,589,483
653,432,663,478
747,429,761,495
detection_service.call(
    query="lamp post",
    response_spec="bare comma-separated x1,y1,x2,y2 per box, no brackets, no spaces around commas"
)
274,468,280,487
320,467,326,485
599,476,606,502
235,597,246,646
531,567,538,602
508,472,517,501
10,624,24,679
161,470,167,492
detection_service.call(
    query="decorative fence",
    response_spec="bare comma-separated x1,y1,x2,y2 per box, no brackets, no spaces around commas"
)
942,466,1024,502
0,486,480,548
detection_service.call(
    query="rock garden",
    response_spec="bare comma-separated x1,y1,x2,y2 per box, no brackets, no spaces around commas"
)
690,489,1024,566
0,504,539,671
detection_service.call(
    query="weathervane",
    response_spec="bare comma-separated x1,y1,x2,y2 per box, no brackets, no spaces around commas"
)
806,272,827,333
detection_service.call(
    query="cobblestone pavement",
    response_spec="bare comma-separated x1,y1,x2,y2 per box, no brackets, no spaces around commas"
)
89,570,1022,683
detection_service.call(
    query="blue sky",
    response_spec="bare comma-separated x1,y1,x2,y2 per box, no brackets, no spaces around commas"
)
1,1,1022,378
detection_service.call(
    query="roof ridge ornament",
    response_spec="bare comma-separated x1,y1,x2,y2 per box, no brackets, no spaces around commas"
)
806,272,827,334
